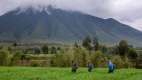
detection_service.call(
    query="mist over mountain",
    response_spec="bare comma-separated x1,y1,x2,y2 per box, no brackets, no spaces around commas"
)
0,7,142,46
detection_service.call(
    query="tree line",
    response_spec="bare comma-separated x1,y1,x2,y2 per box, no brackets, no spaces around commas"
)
0,36,139,68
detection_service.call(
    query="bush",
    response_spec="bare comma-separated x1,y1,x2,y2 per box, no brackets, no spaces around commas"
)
0,50,10,66
57,54,71,67
90,51,107,67
42,45,49,54
11,52,23,66
128,48,137,59
73,47,89,67
31,62,40,67
123,56,131,68
52,48,74,67
112,55,124,68
51,46,57,54
112,55,130,68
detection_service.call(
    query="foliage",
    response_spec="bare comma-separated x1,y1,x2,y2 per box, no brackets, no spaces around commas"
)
30,62,40,67
0,39,139,68
13,43,18,47
82,36,92,51
41,45,49,54
93,37,99,51
90,51,107,67
128,48,138,59
51,46,57,54
74,42,79,48
118,40,129,56
0,50,10,66
73,47,89,67
112,55,130,68
34,48,41,54
100,45,108,54
11,51,28,66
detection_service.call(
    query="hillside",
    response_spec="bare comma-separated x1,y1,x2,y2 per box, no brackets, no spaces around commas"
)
0,7,142,46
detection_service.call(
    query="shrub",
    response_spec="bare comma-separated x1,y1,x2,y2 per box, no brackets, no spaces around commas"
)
128,48,138,59
42,45,49,54
11,52,22,65
51,46,57,54
112,55,124,68
122,56,131,68
73,47,89,67
112,55,130,68
0,50,10,66
53,48,73,67
90,51,107,67
31,62,40,67
82,36,92,51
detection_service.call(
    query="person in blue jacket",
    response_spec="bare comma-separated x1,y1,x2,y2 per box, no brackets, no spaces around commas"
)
108,60,114,73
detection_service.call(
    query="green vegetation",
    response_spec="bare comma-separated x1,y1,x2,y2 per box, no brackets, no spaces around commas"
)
0,67,141,80
0,49,10,66
0,37,141,68
0,9,142,80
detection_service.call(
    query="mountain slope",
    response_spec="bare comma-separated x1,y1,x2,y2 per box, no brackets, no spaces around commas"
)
0,8,142,46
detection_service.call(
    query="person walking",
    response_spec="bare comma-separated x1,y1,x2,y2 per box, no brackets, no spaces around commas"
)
71,61,78,73
108,60,114,73
87,62,94,72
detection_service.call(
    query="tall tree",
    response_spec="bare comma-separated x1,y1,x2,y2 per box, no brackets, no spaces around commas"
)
0,50,10,66
128,48,138,59
11,52,23,65
82,36,92,51
51,46,57,54
13,42,17,47
118,40,129,56
74,42,79,48
42,45,49,54
93,37,99,51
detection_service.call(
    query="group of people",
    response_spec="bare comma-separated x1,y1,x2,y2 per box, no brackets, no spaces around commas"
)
71,60,115,73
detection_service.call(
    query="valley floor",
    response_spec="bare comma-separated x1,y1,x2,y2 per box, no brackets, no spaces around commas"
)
0,67,141,80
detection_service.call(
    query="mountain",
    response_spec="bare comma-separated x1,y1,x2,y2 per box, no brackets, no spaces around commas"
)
0,7,142,46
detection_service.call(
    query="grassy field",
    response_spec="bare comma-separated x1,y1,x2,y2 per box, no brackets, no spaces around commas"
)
0,67,141,80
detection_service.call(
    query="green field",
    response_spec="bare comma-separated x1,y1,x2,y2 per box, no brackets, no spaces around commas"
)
0,67,141,80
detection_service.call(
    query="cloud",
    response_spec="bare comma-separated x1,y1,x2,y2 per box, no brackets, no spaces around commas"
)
0,0,142,31
125,19,142,31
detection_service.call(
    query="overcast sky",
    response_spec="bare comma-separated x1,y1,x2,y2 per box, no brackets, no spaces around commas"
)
0,0,142,31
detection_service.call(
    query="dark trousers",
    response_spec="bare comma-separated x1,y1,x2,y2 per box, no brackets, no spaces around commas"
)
88,68,92,72
108,69,114,73
72,68,77,72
